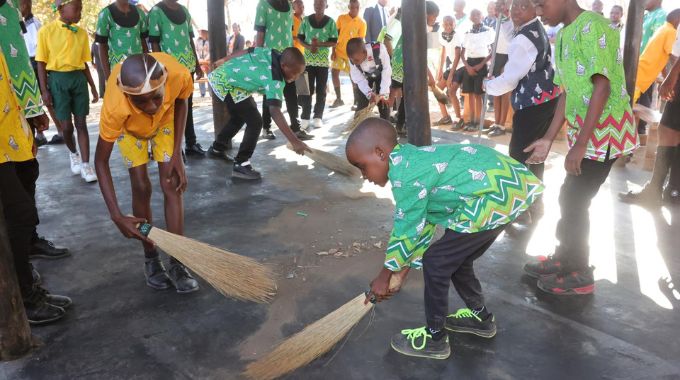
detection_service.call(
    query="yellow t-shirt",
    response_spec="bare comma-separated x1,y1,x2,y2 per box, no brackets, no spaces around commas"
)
293,15,305,54
0,52,34,164
35,20,90,72
335,14,366,60
635,22,677,101
99,53,194,143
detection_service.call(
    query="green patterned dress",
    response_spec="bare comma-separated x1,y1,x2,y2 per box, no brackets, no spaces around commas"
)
148,2,196,72
254,0,293,52
385,18,403,83
297,15,338,68
0,0,43,118
95,4,148,67
384,144,544,271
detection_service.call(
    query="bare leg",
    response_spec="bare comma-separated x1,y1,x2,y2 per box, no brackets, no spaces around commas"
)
129,164,154,253
474,94,483,123
158,161,184,265
494,96,501,125
60,118,77,154
73,115,90,162
500,93,511,126
47,106,64,136
448,82,462,119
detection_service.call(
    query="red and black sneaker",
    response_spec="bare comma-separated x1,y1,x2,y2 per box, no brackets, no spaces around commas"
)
537,267,595,296
524,255,562,278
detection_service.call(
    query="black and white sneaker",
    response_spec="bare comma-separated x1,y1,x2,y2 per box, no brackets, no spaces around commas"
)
262,129,276,140
390,326,451,359
445,308,497,338
232,161,262,180
207,145,234,161
295,130,314,141
24,286,67,325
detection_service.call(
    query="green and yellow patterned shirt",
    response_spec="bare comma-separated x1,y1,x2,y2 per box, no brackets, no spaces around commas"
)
0,0,43,118
385,18,403,83
208,48,285,107
148,2,196,72
384,144,543,271
95,4,148,67
298,15,338,67
554,11,638,162
254,0,293,52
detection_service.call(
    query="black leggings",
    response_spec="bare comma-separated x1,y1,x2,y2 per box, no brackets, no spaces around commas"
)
300,66,329,120
509,99,558,180
214,95,263,164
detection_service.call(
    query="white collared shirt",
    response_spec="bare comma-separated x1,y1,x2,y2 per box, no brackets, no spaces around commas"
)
349,43,392,97
23,16,42,58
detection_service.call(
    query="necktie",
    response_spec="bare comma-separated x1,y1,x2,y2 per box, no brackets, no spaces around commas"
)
381,7,386,26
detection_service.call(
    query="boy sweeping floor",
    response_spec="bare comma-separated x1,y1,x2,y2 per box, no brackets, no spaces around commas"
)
346,118,543,359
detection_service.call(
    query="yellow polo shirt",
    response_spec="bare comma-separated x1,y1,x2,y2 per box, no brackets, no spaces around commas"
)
99,53,194,143
335,14,366,60
0,52,34,164
635,22,677,101
293,15,305,54
35,20,90,72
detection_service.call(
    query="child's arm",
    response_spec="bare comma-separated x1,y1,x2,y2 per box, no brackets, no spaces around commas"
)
660,56,680,101
98,43,112,80
524,92,566,164
163,98,189,193
36,61,51,108
378,44,392,98
82,63,99,103
349,63,371,99
269,106,310,155
189,38,203,80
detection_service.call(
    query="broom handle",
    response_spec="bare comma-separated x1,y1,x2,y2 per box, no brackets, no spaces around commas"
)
477,14,504,143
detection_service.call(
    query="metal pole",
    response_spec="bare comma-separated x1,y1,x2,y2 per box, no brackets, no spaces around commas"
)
0,200,34,361
402,0,431,146
207,0,230,142
478,15,503,142
623,0,644,104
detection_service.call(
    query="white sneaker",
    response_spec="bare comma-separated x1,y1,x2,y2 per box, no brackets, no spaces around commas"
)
69,152,81,175
300,119,310,131
80,163,97,183
312,118,323,129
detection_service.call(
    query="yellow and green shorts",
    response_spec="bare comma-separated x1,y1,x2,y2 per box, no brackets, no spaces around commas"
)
331,56,351,73
116,123,174,169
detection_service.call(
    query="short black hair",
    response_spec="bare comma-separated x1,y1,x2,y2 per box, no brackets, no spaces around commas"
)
667,9,680,24
346,37,365,57
346,117,398,155
349,0,359,4
426,1,439,16
281,47,305,67
611,5,623,12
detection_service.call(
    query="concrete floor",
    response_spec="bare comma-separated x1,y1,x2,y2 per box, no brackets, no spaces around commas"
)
2,91,680,380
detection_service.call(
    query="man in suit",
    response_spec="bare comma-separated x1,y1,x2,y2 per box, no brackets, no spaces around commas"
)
363,0,389,43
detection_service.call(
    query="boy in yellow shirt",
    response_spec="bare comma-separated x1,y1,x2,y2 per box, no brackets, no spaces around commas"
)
35,0,99,183
94,53,199,293
330,0,366,109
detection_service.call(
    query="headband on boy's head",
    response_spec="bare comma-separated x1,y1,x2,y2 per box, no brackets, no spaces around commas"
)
51,0,75,12
117,57,169,96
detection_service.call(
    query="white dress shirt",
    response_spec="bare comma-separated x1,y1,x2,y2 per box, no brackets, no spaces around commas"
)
23,16,41,58
349,43,392,97
463,25,495,59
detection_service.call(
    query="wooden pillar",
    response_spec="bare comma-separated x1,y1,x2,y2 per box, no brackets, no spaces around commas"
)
208,0,230,140
402,0,431,146
623,0,644,102
0,202,33,361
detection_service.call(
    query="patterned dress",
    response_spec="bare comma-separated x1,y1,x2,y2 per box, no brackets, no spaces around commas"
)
254,0,293,52
95,4,148,67
298,15,338,68
554,11,638,162
384,144,544,271
0,0,43,118
386,19,403,83
148,2,196,72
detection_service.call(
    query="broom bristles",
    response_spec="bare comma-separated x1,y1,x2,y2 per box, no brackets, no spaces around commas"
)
148,227,277,303
243,293,373,380
633,103,661,124
344,103,376,133
430,85,450,105
305,148,362,178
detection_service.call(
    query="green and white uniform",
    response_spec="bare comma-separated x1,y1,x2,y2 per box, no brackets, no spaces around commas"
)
297,15,338,67
148,2,196,72
254,0,293,52
95,3,148,67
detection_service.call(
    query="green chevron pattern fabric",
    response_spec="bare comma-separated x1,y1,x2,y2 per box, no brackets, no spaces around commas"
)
148,4,196,72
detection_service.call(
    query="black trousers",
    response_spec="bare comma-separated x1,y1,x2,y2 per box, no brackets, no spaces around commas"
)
214,95,263,163
555,156,616,272
509,99,558,180
263,80,301,132
0,160,39,295
423,227,504,331
356,75,390,120
300,66,329,120
184,93,196,146
636,84,654,135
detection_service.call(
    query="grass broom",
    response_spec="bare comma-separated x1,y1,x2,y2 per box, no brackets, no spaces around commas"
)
287,144,362,178
430,84,450,105
138,223,277,303
633,103,662,125
243,275,404,380
344,102,377,133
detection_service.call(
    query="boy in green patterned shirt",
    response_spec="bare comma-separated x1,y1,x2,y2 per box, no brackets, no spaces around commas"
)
148,0,205,156
346,118,543,359
297,0,337,130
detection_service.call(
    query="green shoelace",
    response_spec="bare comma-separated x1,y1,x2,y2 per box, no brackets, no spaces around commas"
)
400,327,432,350
449,308,482,322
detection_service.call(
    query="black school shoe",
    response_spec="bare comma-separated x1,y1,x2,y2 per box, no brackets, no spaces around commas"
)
537,267,595,296
390,326,451,359
524,254,562,278
232,161,262,180
34,286,73,309
31,263,41,285
144,257,173,290
445,308,496,338
295,130,314,141
262,129,276,140
48,134,65,144
207,145,234,161
167,263,199,294
30,236,70,260
24,286,66,325
185,143,206,156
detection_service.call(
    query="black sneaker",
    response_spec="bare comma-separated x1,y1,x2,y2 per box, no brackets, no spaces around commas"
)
30,236,70,260
34,286,73,309
618,184,662,207
35,133,48,147
31,264,41,285
451,119,465,131
207,145,234,161
167,263,199,294
144,257,173,290
537,267,595,296
487,125,506,137
48,134,65,144
262,129,276,140
185,143,206,156
390,326,451,359
23,287,66,325
232,161,262,180
433,116,453,126
330,99,344,108
445,308,497,338
295,130,314,141
524,255,562,278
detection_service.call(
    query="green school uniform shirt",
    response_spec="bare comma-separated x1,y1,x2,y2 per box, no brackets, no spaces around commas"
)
297,15,338,67
95,4,148,67
0,0,43,118
641,7,667,52
148,2,196,72
208,47,285,107
386,19,403,83
554,11,637,162
254,0,293,52
384,144,543,271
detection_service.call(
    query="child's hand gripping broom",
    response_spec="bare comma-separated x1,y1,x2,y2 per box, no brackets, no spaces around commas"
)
286,144,362,178
243,272,407,380
137,223,277,303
